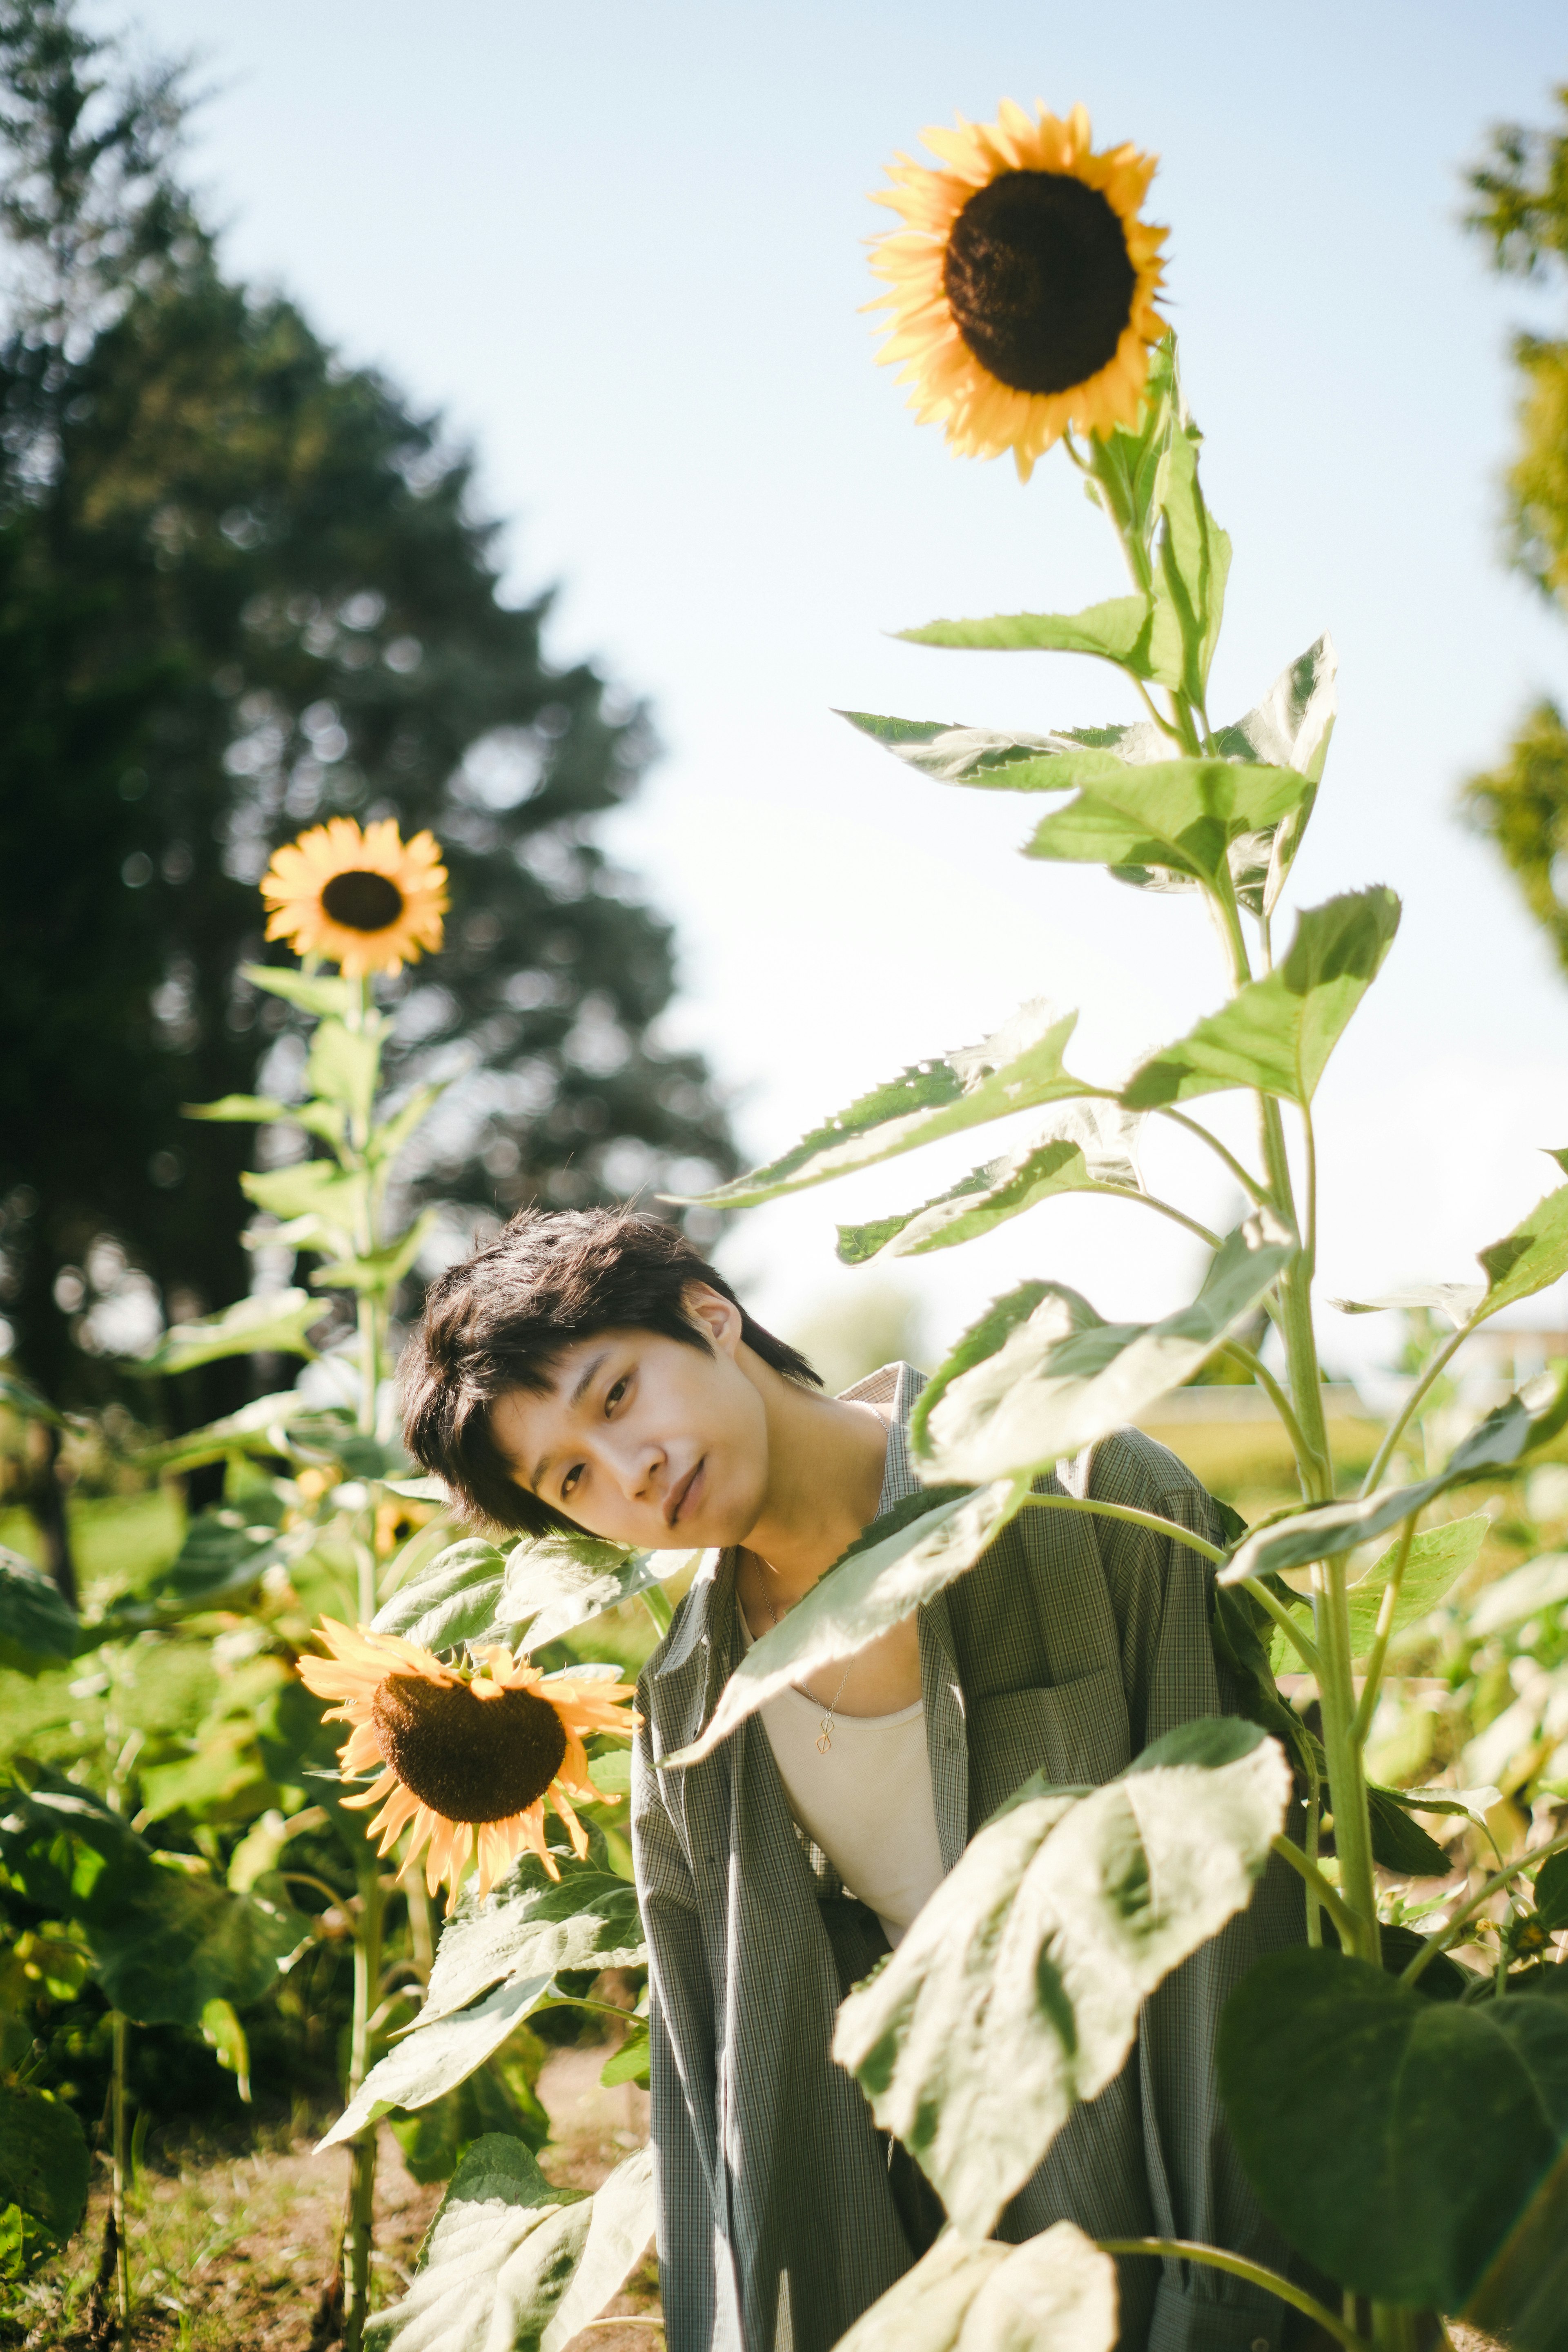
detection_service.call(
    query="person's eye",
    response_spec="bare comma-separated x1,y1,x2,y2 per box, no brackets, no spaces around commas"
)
605,1375,629,1414
561,1463,585,1501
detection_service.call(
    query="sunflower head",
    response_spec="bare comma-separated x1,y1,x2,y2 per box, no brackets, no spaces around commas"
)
261,816,448,977
869,100,1168,481
297,1619,639,1912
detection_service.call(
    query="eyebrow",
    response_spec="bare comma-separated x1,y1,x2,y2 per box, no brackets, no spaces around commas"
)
529,1348,610,1495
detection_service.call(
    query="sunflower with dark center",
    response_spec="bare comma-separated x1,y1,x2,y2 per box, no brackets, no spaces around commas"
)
260,815,449,977
869,99,1167,481
299,1620,639,1911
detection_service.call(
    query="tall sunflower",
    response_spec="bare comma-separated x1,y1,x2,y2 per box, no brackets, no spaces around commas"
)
261,816,448,977
298,1620,639,1913
869,100,1168,481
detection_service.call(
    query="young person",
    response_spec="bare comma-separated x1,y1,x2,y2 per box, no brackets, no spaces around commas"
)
402,1208,1306,2352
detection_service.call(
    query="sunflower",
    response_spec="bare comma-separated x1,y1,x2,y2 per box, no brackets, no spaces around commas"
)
298,1620,639,1913
869,100,1168,481
260,817,448,978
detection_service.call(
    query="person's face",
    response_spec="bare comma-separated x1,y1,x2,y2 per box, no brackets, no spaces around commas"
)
487,1287,771,1552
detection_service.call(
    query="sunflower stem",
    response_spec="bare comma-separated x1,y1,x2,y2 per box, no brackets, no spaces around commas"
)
111,2011,131,2352
341,1857,385,2352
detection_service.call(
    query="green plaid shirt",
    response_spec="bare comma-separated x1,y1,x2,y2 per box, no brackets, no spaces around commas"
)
632,1365,1304,2352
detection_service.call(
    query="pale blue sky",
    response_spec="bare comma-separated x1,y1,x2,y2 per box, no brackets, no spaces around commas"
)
110,0,1568,1370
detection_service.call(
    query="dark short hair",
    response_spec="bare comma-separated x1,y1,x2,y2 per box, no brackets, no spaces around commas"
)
400,1207,822,1537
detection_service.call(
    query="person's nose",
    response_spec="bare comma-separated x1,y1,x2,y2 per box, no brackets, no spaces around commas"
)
604,1426,665,1505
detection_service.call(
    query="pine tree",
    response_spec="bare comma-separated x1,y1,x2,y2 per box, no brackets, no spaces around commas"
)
1461,86,1568,971
0,2,735,1493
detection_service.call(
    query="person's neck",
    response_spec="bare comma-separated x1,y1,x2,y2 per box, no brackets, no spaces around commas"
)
737,1358,890,1604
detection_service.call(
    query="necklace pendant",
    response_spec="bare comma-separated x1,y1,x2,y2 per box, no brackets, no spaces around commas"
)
816,1721,833,1755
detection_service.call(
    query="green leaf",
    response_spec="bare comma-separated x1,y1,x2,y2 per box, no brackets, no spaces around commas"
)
0,1369,63,1425
1123,888,1401,1109
321,1973,560,2147
241,962,357,1019
367,2138,655,2352
831,2223,1117,2352
1344,1512,1489,1655
1218,1951,1568,2308
241,1158,368,1232
835,708,1161,796
599,2027,650,2088
365,2133,588,2352
312,1207,438,1294
367,1081,447,1172
0,1548,81,1673
135,1288,326,1375
97,1508,284,1632
307,1014,385,1122
1222,1368,1568,1583
131,1390,308,1474
665,1483,1020,1771
896,593,1165,677
833,1724,1289,2238
1330,1282,1485,1325
913,1214,1294,1484
373,1538,512,1650
1023,759,1311,894
183,1094,347,1146
0,2087,89,2241
1365,1787,1452,1880
0,1783,308,2024
677,1000,1089,1211
837,1102,1143,1265
1149,382,1232,700
1209,633,1337,915
200,1997,252,2097
1085,334,1177,563
419,1851,644,2029
1535,1851,1568,1935
1478,1183,1568,1317
372,1530,691,1654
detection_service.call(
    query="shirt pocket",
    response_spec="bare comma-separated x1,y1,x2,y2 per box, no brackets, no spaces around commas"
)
966,1666,1130,1830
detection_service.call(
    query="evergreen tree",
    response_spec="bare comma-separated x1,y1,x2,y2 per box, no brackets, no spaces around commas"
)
0,3,735,1474
1461,86,1568,971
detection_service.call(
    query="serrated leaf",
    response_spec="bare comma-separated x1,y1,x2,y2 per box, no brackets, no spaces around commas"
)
1477,1184,1568,1317
834,1721,1288,2238
897,593,1165,677
307,1016,385,1124
320,1973,559,2147
836,709,1163,795
837,1102,1143,1265
1150,385,1231,700
1024,759,1311,895
598,2027,650,2088
913,1215,1295,1484
1345,1513,1489,1654
183,1093,346,1146
373,1539,512,1650
1535,1851,1568,1934
241,962,357,1019
131,1389,308,1474
418,1851,644,2028
539,2145,656,2352
666,1484,1020,1770
1209,633,1337,915
0,1547,82,1673
135,1288,326,1375
374,1531,692,1655
1123,888,1401,1109
675,1001,1088,1211
365,2133,586,2352
1222,1368,1568,1583
833,2223,1116,2352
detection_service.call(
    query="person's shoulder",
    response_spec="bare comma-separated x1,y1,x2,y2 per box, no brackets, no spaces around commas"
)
1084,1424,1213,1509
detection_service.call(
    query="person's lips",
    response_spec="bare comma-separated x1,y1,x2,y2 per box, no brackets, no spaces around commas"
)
667,1459,705,1530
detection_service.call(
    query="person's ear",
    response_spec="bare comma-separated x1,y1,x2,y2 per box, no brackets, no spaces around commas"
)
683,1281,743,1358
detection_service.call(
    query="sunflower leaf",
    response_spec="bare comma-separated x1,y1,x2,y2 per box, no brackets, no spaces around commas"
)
665,1483,1023,1770
133,1287,327,1375
0,1547,83,1673
312,1208,439,1295
1024,758,1311,895
830,2223,1116,2352
896,592,1169,679
241,962,359,1019
1221,1367,1568,1583
1122,888,1401,1109
667,1000,1089,1211
912,1215,1295,1484
1086,333,1178,564
368,1081,448,1172
320,1973,559,2147
241,1157,369,1232
307,1017,386,1125
832,1720,1289,2239
1209,633,1338,915
1149,371,1232,699
419,1851,645,2028
836,1101,1144,1265
835,710,1162,795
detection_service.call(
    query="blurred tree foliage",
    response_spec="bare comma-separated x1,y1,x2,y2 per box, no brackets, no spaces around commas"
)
1461,85,1568,973
0,2,735,1438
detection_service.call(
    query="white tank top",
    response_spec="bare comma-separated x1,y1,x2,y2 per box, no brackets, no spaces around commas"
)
739,1611,945,1947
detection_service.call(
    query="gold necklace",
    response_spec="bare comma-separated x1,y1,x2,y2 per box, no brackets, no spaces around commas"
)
752,1556,854,1754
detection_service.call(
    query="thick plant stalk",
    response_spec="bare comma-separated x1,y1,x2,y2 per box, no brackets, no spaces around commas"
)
111,2012,131,2352
341,1863,385,2352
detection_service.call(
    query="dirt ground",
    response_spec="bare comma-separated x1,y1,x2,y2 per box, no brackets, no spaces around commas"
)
15,2045,659,2351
